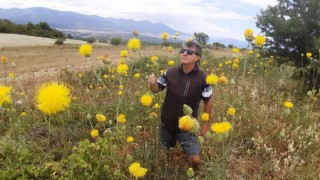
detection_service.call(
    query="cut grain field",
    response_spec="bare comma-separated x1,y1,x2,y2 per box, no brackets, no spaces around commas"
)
0,33,232,89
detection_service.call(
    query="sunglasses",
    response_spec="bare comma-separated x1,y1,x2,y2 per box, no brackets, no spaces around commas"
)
180,48,199,56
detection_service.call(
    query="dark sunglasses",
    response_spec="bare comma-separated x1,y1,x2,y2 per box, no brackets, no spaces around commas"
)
180,48,199,56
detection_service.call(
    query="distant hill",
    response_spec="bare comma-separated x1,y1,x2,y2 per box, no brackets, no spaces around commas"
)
0,7,246,47
0,7,182,35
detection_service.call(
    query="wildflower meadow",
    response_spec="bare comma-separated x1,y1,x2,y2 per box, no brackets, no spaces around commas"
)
0,30,319,179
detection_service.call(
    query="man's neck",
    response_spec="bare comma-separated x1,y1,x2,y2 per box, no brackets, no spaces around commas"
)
182,63,196,74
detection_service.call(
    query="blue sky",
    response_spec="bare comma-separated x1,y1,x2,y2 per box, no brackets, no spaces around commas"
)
0,0,277,40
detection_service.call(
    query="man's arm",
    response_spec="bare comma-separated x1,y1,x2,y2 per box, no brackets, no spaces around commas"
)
148,73,160,93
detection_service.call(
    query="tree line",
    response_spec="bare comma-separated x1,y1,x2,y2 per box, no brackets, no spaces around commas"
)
0,19,65,39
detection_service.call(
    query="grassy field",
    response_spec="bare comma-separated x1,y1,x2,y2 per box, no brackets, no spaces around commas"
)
0,34,319,179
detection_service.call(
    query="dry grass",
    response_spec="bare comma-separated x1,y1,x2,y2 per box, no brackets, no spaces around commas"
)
0,34,232,89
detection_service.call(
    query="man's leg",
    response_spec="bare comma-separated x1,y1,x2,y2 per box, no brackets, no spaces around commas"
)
188,154,201,170
177,132,201,170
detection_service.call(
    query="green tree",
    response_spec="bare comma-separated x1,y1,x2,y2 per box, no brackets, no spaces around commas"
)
256,0,320,66
110,37,122,46
193,32,209,45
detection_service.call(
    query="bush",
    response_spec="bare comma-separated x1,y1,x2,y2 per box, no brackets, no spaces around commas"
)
110,37,122,46
54,38,64,45
86,37,96,44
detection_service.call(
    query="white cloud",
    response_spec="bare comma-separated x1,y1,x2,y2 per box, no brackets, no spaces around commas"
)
0,0,276,39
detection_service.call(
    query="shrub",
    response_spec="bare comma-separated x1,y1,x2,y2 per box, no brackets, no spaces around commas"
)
110,37,122,46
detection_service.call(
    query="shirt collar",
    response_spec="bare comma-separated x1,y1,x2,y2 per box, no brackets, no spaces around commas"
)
178,64,198,74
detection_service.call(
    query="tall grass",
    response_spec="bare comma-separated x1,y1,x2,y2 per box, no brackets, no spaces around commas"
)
0,42,319,179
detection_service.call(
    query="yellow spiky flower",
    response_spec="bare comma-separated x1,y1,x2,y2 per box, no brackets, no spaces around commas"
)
201,113,210,121
127,38,141,51
283,101,294,109
96,113,107,122
128,162,148,178
254,35,265,47
227,107,236,116
117,114,127,124
120,50,128,58
161,32,169,41
117,63,129,74
79,44,92,57
0,85,13,106
179,115,195,131
244,28,254,42
35,82,71,115
90,129,99,138
211,122,232,134
140,94,153,106
206,74,219,86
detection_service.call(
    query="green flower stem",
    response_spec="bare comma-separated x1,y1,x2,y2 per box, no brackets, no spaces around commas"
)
242,41,250,83
3,64,7,85
88,57,113,97
58,114,69,156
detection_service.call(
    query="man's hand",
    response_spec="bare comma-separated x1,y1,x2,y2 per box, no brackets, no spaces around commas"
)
148,73,157,85
199,122,210,136
148,73,160,93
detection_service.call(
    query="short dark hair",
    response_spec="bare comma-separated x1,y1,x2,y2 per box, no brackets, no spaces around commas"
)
185,41,202,58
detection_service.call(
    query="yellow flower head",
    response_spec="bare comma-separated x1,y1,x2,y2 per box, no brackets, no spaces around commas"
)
8,72,15,78
227,107,236,116
21,112,27,117
127,136,134,143
120,50,128,58
0,86,13,106
201,113,210,121
90,129,99,138
168,60,175,66
140,94,153,106
96,113,107,123
232,48,240,53
127,38,141,51
117,91,124,96
255,35,266,47
129,162,148,178
248,50,254,55
153,103,160,109
134,73,141,78
79,44,92,57
234,58,239,64
225,60,232,65
161,32,169,41
244,28,254,42
117,114,127,124
179,115,195,131
218,76,228,85
151,56,158,63
117,63,129,74
168,46,173,53
306,52,312,58
206,73,219,86
211,122,232,134
232,63,239,70
283,101,294,109
35,82,71,115
1,56,8,65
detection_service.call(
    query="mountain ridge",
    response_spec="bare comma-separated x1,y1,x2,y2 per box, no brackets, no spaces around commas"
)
0,7,246,47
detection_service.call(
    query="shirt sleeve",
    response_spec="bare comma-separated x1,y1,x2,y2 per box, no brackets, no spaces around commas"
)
157,70,168,91
201,84,213,101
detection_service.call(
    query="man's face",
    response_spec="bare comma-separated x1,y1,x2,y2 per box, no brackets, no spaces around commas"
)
180,46,200,65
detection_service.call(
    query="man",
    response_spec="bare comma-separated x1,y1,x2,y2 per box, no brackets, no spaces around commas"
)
148,41,212,170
